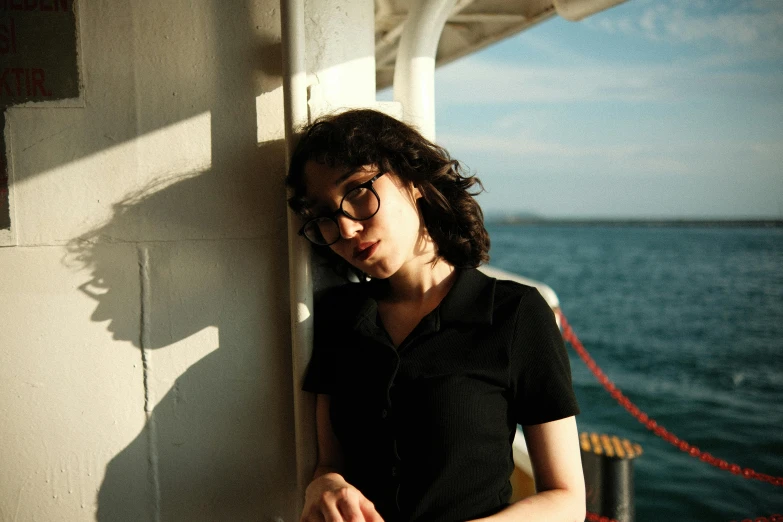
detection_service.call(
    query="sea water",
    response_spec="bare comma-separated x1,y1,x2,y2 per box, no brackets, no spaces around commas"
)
487,224,783,521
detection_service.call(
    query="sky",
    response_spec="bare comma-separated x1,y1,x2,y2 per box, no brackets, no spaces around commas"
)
412,0,783,219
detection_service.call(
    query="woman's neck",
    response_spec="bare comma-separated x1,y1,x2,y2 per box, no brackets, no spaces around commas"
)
385,256,456,304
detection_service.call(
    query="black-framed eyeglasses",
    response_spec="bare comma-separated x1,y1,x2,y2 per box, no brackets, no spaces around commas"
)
299,172,386,246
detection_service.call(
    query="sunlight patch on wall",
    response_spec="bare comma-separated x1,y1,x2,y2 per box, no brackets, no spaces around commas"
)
146,325,220,411
11,111,211,244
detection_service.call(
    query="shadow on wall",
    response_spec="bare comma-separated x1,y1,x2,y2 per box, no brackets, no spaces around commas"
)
65,151,296,520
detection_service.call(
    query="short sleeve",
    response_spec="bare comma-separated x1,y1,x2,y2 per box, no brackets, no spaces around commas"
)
510,287,580,425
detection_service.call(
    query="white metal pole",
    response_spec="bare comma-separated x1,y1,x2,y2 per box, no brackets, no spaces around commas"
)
281,0,315,514
392,0,458,141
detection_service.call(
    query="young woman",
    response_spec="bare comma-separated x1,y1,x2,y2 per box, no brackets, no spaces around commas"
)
286,109,585,522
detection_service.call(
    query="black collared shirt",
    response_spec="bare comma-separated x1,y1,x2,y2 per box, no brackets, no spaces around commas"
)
304,268,579,522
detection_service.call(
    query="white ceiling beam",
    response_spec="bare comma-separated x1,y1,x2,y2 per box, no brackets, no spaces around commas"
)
448,13,528,22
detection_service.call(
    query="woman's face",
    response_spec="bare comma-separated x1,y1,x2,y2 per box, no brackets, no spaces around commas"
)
303,161,426,280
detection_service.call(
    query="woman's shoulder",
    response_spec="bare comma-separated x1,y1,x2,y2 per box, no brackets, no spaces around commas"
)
487,276,559,336
492,276,548,310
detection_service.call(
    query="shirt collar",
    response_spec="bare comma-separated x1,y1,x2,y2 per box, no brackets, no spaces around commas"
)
351,290,381,339
351,267,495,337
439,267,495,326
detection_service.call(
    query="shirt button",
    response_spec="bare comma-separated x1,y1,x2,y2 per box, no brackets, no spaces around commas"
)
381,409,388,419
391,466,398,477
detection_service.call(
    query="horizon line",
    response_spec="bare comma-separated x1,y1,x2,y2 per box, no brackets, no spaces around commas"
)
485,217,783,227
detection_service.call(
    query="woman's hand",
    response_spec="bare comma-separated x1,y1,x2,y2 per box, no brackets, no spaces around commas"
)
301,472,384,522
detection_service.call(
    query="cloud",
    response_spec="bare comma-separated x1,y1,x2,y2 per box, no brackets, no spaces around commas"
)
440,132,633,158
436,59,678,105
436,52,783,107
746,141,783,160
438,132,693,174
587,1,783,52
433,1,783,108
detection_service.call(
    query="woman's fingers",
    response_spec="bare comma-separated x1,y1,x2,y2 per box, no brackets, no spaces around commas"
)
320,497,344,522
311,487,379,522
300,475,383,522
359,498,384,522
301,489,344,522
335,488,373,522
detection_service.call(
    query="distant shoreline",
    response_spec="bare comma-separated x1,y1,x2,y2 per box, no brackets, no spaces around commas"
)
486,218,783,228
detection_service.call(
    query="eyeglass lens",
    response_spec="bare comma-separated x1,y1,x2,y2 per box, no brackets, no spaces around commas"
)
303,183,380,245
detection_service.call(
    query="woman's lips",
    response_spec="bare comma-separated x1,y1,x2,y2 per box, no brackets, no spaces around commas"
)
354,241,379,262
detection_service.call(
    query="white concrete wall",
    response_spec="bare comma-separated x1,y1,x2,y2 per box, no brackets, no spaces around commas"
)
1,0,379,519
304,0,376,118
0,1,298,520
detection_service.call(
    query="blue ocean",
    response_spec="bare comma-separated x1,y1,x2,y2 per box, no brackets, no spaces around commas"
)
486,224,783,521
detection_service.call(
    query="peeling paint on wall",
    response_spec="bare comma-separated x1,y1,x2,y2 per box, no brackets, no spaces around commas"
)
1,111,7,230
0,0,79,103
0,0,81,230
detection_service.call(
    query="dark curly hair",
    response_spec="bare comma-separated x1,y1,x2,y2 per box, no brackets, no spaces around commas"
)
286,108,490,269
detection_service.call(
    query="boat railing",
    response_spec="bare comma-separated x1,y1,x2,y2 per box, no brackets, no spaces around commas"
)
559,311,783,522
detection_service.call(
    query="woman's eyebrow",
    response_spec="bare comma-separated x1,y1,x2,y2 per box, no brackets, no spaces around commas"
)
299,197,329,216
300,167,370,213
334,168,363,186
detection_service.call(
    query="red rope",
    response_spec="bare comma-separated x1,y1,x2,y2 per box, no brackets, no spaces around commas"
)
559,312,783,521
558,312,783,488
728,517,783,522
587,513,783,522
